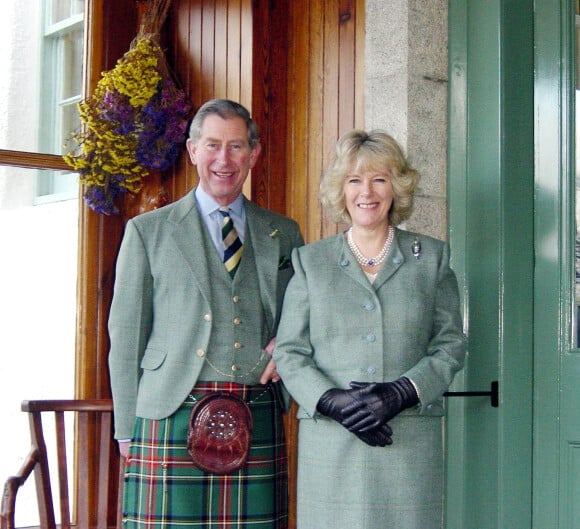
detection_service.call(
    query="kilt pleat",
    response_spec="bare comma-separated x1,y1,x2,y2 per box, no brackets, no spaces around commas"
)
122,382,288,528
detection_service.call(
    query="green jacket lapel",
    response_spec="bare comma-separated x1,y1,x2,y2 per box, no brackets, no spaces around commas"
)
244,199,279,331
169,192,213,304
373,231,404,289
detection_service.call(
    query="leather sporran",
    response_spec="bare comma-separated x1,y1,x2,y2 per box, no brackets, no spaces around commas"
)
187,392,253,474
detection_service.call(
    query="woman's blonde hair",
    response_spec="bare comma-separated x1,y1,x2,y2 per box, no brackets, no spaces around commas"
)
319,130,419,226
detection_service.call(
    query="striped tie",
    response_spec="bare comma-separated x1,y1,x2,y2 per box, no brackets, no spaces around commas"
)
218,207,243,277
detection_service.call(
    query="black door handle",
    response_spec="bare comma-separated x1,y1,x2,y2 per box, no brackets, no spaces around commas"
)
444,381,498,407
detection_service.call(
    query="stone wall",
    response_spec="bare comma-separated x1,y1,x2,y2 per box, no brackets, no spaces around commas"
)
365,0,448,240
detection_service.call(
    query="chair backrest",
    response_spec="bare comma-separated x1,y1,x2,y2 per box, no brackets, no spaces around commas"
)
1,400,122,529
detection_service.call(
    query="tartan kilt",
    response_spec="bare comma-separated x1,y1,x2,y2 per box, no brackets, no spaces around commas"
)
122,382,288,529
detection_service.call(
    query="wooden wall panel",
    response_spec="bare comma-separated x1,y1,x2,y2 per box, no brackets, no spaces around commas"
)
251,0,290,213
76,0,138,522
286,0,365,243
164,0,255,202
76,0,137,401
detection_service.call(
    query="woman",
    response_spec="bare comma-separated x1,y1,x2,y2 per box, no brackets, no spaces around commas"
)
273,130,466,529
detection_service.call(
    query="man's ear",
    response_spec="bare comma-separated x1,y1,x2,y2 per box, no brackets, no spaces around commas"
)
249,142,262,168
186,139,197,165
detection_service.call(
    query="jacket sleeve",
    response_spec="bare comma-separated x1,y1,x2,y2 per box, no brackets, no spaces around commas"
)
403,242,467,409
108,219,154,439
273,248,336,418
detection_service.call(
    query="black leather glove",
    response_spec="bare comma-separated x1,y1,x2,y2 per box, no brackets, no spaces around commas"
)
353,423,393,447
316,388,363,421
341,377,419,432
317,388,393,447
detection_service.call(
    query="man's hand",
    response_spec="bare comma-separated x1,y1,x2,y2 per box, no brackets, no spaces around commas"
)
118,440,130,458
260,338,281,384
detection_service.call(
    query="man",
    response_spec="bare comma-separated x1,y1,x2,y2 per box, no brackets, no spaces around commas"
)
108,99,304,528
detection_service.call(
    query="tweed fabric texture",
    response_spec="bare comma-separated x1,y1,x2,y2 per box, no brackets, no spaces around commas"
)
296,416,443,529
273,229,466,529
122,382,288,529
108,192,304,440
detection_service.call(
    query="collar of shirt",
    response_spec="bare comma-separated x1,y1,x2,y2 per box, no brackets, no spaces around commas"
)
194,187,246,250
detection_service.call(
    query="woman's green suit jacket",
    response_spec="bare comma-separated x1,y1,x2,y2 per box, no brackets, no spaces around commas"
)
274,228,466,529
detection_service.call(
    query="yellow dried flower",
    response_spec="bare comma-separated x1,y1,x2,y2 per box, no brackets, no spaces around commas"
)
63,32,191,215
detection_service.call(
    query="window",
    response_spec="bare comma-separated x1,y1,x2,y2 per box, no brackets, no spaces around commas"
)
37,0,85,201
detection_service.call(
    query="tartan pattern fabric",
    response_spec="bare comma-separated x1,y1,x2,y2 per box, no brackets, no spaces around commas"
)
122,382,288,528
218,207,243,277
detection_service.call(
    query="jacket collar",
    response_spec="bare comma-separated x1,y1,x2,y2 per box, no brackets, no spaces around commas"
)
337,228,405,290
168,191,282,325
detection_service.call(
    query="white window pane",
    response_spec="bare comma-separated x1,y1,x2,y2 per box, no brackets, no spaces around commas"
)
62,28,84,99
52,0,85,24
0,1,84,161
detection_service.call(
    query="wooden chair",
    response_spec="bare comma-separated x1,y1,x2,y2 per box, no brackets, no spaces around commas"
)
0,400,123,529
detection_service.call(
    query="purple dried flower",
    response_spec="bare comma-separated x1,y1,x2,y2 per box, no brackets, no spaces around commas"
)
135,80,191,170
84,185,118,215
82,176,129,215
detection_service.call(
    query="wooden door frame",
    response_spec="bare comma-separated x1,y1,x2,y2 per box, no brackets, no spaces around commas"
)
75,0,135,401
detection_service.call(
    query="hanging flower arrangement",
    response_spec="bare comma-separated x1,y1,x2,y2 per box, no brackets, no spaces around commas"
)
64,0,191,215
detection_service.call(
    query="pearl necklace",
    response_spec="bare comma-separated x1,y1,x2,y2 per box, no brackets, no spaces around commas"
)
347,226,394,267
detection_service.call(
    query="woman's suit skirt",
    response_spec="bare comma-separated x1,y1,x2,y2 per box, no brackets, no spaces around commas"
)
297,414,444,529
122,382,288,528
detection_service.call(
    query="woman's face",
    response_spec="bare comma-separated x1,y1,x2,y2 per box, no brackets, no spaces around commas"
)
343,167,394,230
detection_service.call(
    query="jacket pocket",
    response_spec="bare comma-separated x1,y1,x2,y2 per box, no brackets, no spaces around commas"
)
140,348,167,370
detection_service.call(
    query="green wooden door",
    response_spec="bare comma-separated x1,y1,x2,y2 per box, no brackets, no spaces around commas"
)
534,1,580,528
446,0,580,527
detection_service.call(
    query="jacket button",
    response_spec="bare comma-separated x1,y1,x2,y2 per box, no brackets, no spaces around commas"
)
203,314,211,322
365,333,376,342
367,366,377,375
233,317,241,325
232,364,239,372
196,349,205,358
364,302,375,311
234,342,242,349
233,295,240,303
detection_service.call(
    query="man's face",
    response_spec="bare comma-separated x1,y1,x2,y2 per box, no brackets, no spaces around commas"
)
186,114,261,205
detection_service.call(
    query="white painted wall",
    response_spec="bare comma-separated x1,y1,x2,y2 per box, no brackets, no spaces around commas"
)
0,198,78,525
